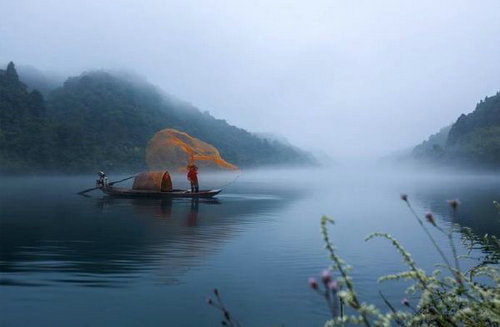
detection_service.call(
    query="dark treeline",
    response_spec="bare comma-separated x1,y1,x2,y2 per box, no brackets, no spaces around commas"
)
0,62,315,173
412,91,500,168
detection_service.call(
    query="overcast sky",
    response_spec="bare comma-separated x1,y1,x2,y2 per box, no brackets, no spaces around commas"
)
2,0,499,157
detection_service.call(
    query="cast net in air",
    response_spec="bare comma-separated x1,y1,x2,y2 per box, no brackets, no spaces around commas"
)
145,128,239,172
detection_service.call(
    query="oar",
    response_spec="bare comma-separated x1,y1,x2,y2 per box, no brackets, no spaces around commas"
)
77,186,101,195
77,175,136,195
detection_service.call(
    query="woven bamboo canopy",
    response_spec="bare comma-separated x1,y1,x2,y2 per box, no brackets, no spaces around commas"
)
132,171,172,192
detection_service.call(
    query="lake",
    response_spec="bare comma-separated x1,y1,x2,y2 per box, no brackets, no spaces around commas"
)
1,167,499,326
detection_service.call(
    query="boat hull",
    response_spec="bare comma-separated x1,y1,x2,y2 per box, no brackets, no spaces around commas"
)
101,186,221,198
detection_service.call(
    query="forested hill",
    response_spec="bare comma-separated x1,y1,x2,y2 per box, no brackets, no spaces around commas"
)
0,62,50,171
412,92,500,167
0,62,315,173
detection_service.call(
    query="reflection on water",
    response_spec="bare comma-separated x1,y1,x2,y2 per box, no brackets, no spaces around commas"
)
0,169,499,326
412,175,500,236
1,180,299,288
409,174,500,266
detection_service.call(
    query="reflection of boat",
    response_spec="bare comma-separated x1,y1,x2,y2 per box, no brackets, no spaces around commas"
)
1,175,298,285
98,170,222,198
101,186,221,198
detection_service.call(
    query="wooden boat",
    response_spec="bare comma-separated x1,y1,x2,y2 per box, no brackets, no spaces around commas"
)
98,170,222,199
101,186,221,198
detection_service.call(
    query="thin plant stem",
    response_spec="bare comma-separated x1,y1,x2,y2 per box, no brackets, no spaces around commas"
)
378,291,405,326
405,201,454,271
449,208,462,276
322,216,371,327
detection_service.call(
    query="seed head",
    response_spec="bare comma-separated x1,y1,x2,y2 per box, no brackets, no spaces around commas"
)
425,212,436,226
400,194,408,202
327,280,338,292
447,199,460,210
321,269,331,284
308,277,318,290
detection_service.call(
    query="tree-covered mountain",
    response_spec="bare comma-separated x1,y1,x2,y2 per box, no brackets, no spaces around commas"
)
412,92,500,167
0,62,52,171
0,62,315,173
446,93,500,165
411,125,451,161
15,64,64,95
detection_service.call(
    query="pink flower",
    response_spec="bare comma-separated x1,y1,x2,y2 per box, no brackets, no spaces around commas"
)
308,277,318,290
447,199,460,210
425,212,436,226
321,269,331,284
327,280,338,292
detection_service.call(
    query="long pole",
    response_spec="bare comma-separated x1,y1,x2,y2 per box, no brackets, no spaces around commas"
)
77,175,136,195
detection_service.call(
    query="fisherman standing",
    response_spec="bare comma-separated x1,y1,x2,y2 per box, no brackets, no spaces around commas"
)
187,164,199,193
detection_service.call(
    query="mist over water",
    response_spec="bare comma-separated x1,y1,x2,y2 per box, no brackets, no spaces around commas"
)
1,167,498,326
3,0,500,157
2,0,499,325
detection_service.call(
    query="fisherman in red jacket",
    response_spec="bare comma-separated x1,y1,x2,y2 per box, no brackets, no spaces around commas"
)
187,164,199,193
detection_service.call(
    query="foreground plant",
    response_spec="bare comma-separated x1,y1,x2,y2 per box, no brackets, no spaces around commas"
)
312,196,500,326
209,197,500,326
207,288,242,327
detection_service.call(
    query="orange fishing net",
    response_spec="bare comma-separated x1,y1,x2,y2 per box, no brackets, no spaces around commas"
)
146,129,238,172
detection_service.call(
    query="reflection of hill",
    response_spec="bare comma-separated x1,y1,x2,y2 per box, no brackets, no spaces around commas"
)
412,176,500,237
0,178,302,287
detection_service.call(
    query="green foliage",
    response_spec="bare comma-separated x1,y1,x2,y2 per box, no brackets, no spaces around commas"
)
447,93,500,147
0,62,51,172
0,62,315,173
412,92,500,167
447,126,500,165
412,125,451,161
319,199,500,326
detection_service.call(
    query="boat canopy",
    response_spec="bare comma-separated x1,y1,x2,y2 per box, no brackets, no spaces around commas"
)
132,171,172,192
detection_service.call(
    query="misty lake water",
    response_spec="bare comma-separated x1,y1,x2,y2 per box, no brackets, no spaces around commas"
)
1,167,499,326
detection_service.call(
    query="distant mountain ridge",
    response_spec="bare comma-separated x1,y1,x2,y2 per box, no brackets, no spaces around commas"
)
14,64,64,95
411,92,500,167
412,125,451,161
0,62,315,173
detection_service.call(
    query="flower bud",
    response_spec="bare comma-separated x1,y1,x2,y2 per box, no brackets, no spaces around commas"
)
401,298,410,306
327,280,338,292
447,199,459,210
425,212,436,226
308,277,318,290
321,269,331,284
400,194,408,201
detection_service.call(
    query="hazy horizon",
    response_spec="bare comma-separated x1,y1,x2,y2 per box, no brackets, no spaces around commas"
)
2,0,499,158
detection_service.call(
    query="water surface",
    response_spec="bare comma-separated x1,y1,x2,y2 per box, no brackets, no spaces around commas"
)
1,168,499,326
